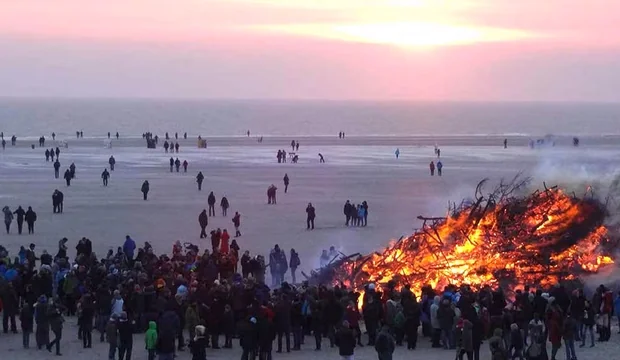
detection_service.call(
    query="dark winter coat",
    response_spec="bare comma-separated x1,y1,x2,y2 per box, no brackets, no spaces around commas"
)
335,327,356,356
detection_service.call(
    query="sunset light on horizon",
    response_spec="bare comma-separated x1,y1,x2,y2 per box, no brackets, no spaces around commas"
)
1,0,619,100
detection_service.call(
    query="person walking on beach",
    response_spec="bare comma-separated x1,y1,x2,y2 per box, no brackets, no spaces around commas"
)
55,147,60,159
50,148,55,161
267,185,278,204
175,143,179,153
220,196,230,216
182,160,188,173
232,212,241,237
504,139,508,149
164,141,169,153
109,156,116,171
196,172,204,191
64,169,72,186
53,190,64,213
169,157,174,172
175,132,178,140
69,162,76,179
166,132,169,140
54,160,61,179
108,132,111,139
184,132,187,139
117,312,134,360
102,169,110,186
1,139,5,150
25,206,37,234
437,161,443,177
45,149,50,161
291,140,296,152
199,210,209,238
318,153,325,163
395,148,400,159
13,205,26,234
3,206,14,234
306,203,316,230
437,148,441,158
175,158,181,172
47,301,64,356
283,174,289,193
116,132,119,140
429,161,435,176
208,192,216,216
52,132,56,141
141,181,150,200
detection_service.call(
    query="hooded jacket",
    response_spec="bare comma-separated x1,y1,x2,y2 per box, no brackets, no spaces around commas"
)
145,321,158,350
430,296,441,329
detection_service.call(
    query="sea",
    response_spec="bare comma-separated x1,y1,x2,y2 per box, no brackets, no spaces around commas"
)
1,98,619,138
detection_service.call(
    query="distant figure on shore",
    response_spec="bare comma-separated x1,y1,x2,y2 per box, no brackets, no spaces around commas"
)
11,135,17,146
184,132,187,139
175,132,178,140
45,149,50,161
38,136,45,147
292,155,299,163
108,132,111,139
306,203,316,230
1,139,5,149
196,172,204,191
141,180,150,200
267,184,278,204
437,161,443,176
208,192,216,216
437,148,441,157
339,132,342,139
52,189,64,213
395,148,400,159
164,141,169,153
318,153,325,163
165,132,169,140
50,148,55,161
182,160,188,173
25,206,37,234
282,149,287,162
102,169,110,186
54,160,61,178
109,156,116,171
175,143,179,153
290,140,296,152
80,131,84,138
220,196,229,216
175,158,181,172
233,212,241,237
64,169,72,186
430,161,435,176
52,132,56,140
283,174,289,193
69,162,76,179
55,147,60,159
247,130,250,137
277,150,282,163
169,157,174,172
573,137,580,147
504,139,508,149
296,142,300,151
116,132,119,139
344,200,352,226
199,209,208,238
3,206,13,234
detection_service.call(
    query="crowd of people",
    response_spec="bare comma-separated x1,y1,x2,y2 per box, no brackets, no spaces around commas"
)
0,237,616,360
343,200,369,227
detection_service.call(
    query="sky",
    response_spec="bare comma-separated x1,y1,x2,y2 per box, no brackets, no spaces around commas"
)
1,0,619,101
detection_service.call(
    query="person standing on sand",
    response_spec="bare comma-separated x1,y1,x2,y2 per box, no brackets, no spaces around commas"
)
306,203,316,230
13,205,26,234
296,142,300,151
45,149,50,161
175,143,179,153
291,140,296,152
54,160,61,178
25,206,37,234
169,157,174,172
2,139,5,150
220,196,229,216
196,172,204,191
141,181,150,200
53,190,64,213
283,174,289,193
175,158,181,172
184,132,187,139
108,132,111,139
429,161,435,176
208,192,216,216
395,148,400,159
289,249,300,284
437,161,443,177
175,132,178,140
199,210,208,238
232,212,241,237
362,201,369,226
116,132,119,139
109,155,116,171
102,169,110,186
52,132,56,141
69,162,76,179
164,141,169,153
504,139,508,149
3,206,14,234
55,147,60,159
50,148,55,161
64,169,72,186
437,148,441,158
182,160,188,173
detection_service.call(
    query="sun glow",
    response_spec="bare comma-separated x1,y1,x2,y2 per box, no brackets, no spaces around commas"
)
257,22,533,48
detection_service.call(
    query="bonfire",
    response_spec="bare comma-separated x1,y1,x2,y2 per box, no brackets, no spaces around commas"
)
307,176,616,296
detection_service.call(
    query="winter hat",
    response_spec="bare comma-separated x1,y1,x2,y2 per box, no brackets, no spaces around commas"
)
250,317,257,324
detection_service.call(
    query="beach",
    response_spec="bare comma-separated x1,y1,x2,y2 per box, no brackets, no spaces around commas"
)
1,135,620,360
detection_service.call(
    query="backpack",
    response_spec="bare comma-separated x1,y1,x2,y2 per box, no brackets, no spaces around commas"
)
394,310,405,328
526,342,542,359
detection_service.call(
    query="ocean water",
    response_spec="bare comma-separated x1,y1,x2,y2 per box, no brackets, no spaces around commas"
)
1,99,619,138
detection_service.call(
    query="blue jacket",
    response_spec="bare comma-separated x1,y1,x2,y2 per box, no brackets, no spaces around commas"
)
614,296,620,316
123,237,136,259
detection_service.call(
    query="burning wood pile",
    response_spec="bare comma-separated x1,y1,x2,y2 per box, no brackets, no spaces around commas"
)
308,177,616,294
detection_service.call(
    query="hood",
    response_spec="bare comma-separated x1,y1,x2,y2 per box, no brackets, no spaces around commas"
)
433,296,441,305
148,321,157,330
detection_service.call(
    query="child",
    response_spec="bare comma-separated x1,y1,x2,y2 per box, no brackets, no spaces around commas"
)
509,323,524,360
145,321,158,360
20,303,34,348
222,304,235,348
190,325,207,360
